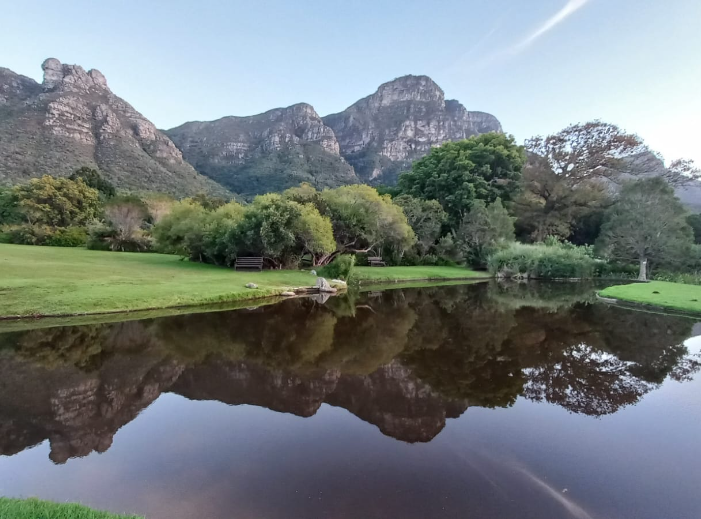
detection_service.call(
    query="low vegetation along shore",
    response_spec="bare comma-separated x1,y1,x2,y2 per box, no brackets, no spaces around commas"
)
600,281,701,314
0,498,142,519
0,244,480,318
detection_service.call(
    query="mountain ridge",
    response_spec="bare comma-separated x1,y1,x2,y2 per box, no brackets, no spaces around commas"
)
0,58,229,196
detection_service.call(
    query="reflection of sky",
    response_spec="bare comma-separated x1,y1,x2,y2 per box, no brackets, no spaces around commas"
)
1,370,700,519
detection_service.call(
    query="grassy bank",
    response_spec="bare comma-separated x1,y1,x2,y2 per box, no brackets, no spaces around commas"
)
0,244,481,318
354,265,485,283
0,498,142,519
599,281,701,314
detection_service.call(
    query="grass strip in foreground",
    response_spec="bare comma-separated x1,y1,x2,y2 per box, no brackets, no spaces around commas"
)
0,497,142,519
599,281,701,314
0,244,482,318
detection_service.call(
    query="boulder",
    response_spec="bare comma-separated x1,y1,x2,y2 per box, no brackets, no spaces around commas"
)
316,277,337,293
245,283,258,289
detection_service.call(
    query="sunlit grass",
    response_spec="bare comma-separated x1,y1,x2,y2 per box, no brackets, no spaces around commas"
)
599,281,701,314
0,244,483,318
0,498,142,519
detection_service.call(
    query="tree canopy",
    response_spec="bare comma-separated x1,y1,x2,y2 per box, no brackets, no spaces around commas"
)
396,133,525,228
69,167,116,199
14,175,101,227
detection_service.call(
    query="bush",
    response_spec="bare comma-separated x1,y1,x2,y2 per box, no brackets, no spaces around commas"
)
87,222,117,251
3,224,86,247
44,226,88,247
488,242,596,279
318,254,356,281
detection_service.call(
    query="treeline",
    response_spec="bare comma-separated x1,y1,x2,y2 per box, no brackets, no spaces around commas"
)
1,121,700,281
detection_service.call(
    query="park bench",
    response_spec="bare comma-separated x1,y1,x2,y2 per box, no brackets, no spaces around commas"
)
368,256,386,267
235,256,264,271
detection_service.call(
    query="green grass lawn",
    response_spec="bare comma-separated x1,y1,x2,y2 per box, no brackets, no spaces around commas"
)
354,265,484,283
0,244,483,318
599,281,701,314
0,498,142,519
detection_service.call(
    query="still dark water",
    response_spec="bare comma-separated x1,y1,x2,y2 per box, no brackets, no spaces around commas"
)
0,282,700,519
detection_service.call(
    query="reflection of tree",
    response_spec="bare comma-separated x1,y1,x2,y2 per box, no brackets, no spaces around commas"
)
401,286,524,408
2,283,700,426
510,305,698,415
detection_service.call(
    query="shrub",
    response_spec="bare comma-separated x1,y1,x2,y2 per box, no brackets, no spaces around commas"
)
44,226,88,247
87,221,117,251
4,224,86,247
488,242,596,279
318,254,356,281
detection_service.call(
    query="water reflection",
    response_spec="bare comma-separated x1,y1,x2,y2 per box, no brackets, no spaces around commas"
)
0,282,698,464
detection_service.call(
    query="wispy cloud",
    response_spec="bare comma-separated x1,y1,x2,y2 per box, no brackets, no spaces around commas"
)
509,0,591,54
451,0,592,73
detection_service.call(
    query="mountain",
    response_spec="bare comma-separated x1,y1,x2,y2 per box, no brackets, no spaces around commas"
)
166,103,358,197
607,152,701,212
323,75,503,184
0,59,228,197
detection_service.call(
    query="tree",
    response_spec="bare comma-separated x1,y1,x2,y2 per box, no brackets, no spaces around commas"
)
397,133,525,228
513,121,646,243
103,196,149,251
0,187,21,225
69,167,116,199
321,185,415,263
456,199,514,268
393,195,447,257
14,175,100,227
686,214,701,244
152,201,209,258
227,194,334,268
142,194,176,224
513,154,611,242
525,121,645,185
295,203,336,265
598,177,693,280
201,202,246,265
188,193,226,211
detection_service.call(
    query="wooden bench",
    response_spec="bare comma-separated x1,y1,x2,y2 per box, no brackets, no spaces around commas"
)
235,257,264,271
368,256,386,267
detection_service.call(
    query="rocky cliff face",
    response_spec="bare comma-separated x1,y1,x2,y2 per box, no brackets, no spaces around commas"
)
166,103,359,197
0,59,228,196
323,75,503,184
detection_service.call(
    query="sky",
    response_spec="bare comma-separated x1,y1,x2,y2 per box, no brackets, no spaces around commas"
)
2,0,700,164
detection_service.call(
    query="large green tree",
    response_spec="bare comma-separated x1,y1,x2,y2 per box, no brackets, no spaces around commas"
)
598,177,693,280
397,133,525,228
14,175,100,227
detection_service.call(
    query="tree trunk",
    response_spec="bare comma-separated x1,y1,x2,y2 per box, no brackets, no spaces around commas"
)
638,257,647,281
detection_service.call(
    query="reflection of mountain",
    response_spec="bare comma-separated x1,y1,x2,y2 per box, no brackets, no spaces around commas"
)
0,283,698,462
174,359,467,443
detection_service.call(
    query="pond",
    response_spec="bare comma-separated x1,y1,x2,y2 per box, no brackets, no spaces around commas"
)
0,282,700,519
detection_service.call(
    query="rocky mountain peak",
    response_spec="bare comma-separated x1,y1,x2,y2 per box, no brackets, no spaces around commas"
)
371,75,445,108
0,58,227,196
322,74,502,184
41,57,109,93
166,101,358,196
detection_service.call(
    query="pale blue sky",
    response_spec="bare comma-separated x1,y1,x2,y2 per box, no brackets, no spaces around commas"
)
2,0,700,163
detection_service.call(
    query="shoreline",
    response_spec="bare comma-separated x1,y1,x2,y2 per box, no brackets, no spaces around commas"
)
0,276,490,324
598,281,701,318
